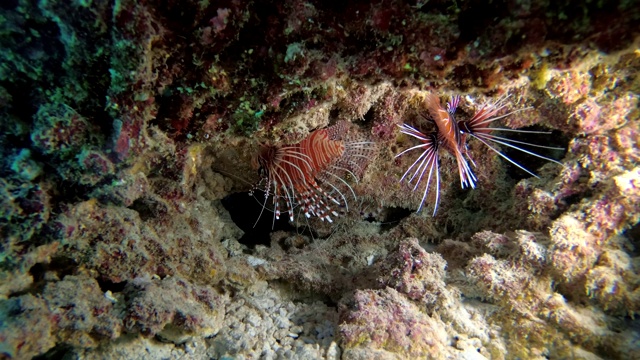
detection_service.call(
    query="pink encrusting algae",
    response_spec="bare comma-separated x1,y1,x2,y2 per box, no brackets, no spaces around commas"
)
396,93,566,214
2,0,639,359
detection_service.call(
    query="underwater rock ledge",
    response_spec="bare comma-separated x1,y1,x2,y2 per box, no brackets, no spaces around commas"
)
1,0,639,359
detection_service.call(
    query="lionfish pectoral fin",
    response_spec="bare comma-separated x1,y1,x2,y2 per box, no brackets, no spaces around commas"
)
429,160,441,216
470,133,552,178
416,148,440,215
475,132,565,166
395,124,443,215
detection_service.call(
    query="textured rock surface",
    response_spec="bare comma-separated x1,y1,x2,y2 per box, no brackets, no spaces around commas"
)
1,0,639,359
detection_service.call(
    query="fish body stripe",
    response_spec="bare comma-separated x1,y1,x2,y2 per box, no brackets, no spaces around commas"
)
256,122,371,223
424,93,475,189
301,128,345,176
273,129,345,187
426,93,462,153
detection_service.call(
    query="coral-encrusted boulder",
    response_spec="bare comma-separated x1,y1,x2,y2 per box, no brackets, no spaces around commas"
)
338,287,448,359
43,275,123,347
375,238,453,312
123,276,225,344
0,295,55,359
56,197,229,285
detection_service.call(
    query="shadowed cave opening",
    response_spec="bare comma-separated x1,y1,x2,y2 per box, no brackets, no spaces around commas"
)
377,207,413,232
624,222,640,257
498,126,570,181
222,190,412,249
222,191,296,248
32,345,73,360
97,278,127,294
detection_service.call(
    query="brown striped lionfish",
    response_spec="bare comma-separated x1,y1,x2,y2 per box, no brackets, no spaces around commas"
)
252,121,376,227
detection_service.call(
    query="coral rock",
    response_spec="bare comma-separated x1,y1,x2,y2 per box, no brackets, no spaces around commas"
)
339,288,448,359
124,276,225,343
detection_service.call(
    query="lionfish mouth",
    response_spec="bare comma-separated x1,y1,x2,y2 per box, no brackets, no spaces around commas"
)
396,93,565,215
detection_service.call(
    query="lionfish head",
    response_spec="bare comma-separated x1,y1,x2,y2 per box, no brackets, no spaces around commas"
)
251,144,276,176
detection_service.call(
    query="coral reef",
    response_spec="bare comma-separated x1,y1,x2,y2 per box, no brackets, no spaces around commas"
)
339,288,449,358
1,0,639,359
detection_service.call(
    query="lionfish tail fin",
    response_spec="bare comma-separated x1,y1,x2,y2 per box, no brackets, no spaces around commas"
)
454,148,477,189
316,121,377,213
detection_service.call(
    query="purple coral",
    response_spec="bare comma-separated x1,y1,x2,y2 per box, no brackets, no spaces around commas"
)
124,276,224,342
339,288,447,358
375,238,451,312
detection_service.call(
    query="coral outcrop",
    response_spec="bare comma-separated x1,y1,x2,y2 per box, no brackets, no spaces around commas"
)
1,0,639,359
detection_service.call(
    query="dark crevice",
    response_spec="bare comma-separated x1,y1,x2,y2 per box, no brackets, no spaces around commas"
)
329,107,342,123
457,2,503,43
1,81,39,128
129,197,167,221
323,298,338,308
272,279,339,307
0,0,18,10
222,191,295,248
379,207,412,232
444,221,456,235
624,222,640,257
563,190,590,208
10,257,75,297
32,344,73,360
554,282,588,305
500,127,570,181
47,256,80,280
151,91,186,137
363,106,376,123
51,177,95,204
28,263,46,283
97,278,127,293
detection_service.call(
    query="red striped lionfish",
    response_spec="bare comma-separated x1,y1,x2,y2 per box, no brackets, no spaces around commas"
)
396,93,564,215
251,121,376,227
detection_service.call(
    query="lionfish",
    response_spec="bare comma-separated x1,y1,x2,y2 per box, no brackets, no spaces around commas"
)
396,93,564,215
252,121,375,226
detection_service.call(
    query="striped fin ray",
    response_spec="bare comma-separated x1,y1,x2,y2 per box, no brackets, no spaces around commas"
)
458,95,565,179
253,121,375,226
316,123,377,213
396,124,442,215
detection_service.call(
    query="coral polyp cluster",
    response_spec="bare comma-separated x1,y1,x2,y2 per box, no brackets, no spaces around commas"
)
1,0,639,359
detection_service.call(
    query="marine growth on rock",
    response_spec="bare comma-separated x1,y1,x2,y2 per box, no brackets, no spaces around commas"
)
0,1,638,359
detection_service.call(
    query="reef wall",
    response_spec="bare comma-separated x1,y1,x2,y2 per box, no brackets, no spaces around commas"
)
1,0,639,359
